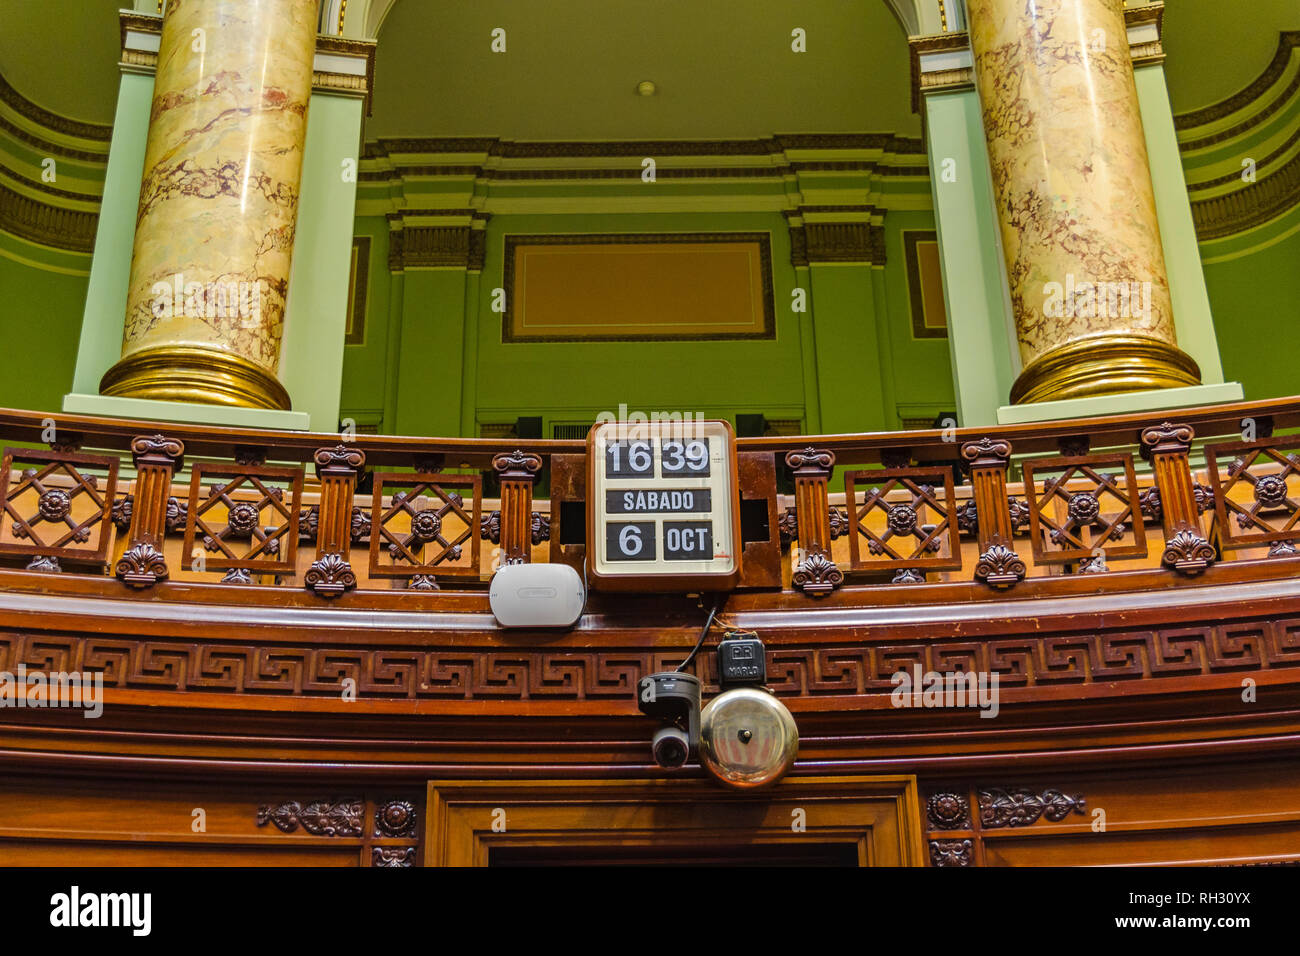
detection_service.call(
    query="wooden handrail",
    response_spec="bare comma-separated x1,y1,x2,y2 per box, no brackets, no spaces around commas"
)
0,396,1295,467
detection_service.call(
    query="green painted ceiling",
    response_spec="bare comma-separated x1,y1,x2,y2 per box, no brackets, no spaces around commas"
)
1161,0,1299,113
0,0,1295,136
369,0,920,139
0,0,123,125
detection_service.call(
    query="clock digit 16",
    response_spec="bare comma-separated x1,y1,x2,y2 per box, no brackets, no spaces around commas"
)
586,419,742,592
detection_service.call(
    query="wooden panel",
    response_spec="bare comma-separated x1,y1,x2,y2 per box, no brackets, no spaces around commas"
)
0,779,422,867
923,761,1300,867
426,776,924,867
547,453,586,574
737,451,782,588
984,821,1300,867
0,840,359,866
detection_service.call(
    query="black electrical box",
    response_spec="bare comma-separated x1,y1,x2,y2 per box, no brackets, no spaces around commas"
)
717,631,766,686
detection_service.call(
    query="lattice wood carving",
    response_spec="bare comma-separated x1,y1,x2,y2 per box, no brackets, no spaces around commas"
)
0,448,118,566
181,463,303,574
1205,438,1300,551
1022,453,1147,566
842,467,961,573
368,471,481,580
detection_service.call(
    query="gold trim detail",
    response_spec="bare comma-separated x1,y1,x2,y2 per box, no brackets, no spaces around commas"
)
99,347,292,410
1010,333,1202,406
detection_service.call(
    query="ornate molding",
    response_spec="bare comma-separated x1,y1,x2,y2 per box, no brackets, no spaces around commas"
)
0,181,97,254
926,791,971,830
256,799,363,836
929,838,972,867
114,542,167,589
375,800,417,838
1162,527,1216,575
3,620,1298,703
492,450,543,477
977,787,1087,828
305,551,357,598
784,208,887,266
387,223,489,272
974,543,1026,588
785,447,835,472
372,846,415,867
1191,149,1300,241
790,550,844,597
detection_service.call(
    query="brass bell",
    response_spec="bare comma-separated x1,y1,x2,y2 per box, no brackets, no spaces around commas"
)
699,686,798,789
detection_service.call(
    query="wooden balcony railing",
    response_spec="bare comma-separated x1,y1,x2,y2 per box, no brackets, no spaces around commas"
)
0,398,1298,604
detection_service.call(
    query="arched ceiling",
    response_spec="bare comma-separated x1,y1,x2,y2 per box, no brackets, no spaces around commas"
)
1161,0,1298,113
0,0,122,125
368,0,918,140
0,0,1295,135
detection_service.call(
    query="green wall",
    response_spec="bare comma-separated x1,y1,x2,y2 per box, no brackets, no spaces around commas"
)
1203,223,1300,401
340,204,959,438
0,239,89,413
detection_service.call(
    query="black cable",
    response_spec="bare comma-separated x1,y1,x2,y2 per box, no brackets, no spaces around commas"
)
676,598,721,673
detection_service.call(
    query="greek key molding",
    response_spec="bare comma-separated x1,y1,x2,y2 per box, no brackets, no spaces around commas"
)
2,618,1297,703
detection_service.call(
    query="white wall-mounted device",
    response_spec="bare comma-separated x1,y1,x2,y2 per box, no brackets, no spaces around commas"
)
489,562,586,628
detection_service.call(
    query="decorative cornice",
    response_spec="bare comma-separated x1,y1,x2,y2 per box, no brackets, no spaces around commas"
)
908,32,974,113
312,35,377,115
1191,149,1300,241
367,134,925,160
784,205,886,266
0,180,97,254
359,134,928,190
388,223,489,272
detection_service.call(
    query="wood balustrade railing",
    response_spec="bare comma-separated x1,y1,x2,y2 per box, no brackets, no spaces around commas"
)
0,398,1298,601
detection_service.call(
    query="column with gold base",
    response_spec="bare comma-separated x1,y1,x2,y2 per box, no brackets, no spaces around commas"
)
98,0,319,411
967,0,1200,407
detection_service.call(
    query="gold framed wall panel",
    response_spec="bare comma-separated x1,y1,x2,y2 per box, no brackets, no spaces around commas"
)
345,236,371,346
502,233,776,343
903,230,948,339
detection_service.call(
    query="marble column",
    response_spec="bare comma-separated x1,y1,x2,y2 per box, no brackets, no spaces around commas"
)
967,0,1202,405
99,0,319,410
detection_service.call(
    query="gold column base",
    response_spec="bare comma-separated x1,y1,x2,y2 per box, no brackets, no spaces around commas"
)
1009,333,1201,406
99,346,291,411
